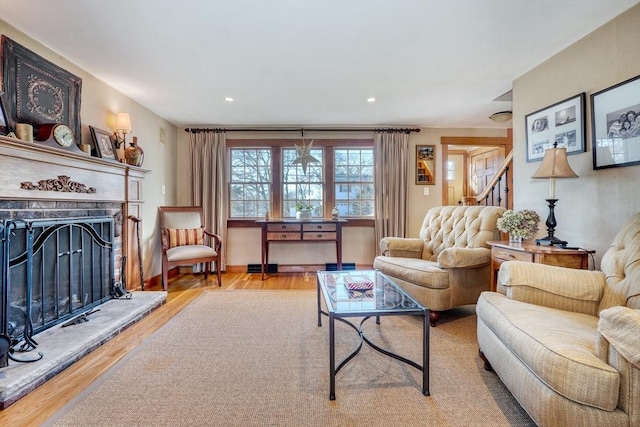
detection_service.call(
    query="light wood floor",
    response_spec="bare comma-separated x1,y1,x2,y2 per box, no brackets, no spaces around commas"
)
0,272,317,427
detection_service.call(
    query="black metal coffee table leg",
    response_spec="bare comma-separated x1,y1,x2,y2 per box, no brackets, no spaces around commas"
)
423,307,430,396
329,312,336,400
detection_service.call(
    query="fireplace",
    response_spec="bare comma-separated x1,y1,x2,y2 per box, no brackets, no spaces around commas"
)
1,216,116,363
0,136,159,407
0,135,145,367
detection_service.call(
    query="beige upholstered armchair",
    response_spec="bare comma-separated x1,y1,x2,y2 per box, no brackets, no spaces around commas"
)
373,205,505,325
159,206,222,290
476,212,640,426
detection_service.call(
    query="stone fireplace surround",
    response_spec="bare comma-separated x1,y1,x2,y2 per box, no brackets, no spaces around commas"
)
0,136,165,408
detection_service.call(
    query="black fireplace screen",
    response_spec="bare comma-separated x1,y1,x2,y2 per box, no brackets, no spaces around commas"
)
1,217,114,342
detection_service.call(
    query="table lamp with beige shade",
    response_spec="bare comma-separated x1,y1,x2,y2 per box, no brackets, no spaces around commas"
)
531,142,578,246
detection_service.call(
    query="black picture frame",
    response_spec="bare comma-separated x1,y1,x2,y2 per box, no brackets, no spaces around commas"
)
1,36,82,143
0,90,12,135
90,126,118,161
525,93,586,162
591,74,640,170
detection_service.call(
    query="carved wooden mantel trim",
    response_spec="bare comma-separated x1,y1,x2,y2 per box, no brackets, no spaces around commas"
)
0,135,150,203
20,175,97,193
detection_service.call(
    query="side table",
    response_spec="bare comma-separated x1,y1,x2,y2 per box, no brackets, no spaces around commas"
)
488,241,594,292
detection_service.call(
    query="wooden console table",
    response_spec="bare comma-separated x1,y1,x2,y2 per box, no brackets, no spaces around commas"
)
488,241,594,292
257,219,347,280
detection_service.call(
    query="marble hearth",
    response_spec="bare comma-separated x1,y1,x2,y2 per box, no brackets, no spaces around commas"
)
0,291,166,408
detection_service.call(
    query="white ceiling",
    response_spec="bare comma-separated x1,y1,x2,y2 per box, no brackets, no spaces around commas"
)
1,0,637,129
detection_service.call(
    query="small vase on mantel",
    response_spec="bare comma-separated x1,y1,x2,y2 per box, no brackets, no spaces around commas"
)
509,234,523,244
125,136,144,167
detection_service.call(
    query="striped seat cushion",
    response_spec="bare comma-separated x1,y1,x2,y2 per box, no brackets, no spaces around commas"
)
166,228,204,248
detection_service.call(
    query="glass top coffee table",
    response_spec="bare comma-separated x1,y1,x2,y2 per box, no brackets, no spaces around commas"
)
316,269,430,400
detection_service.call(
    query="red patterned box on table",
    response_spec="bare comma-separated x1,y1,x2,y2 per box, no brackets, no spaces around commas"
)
344,275,374,291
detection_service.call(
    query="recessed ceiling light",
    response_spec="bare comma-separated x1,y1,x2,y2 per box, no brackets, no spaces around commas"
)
367,97,376,103
224,97,234,102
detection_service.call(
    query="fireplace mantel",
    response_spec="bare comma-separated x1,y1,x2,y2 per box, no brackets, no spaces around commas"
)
0,135,148,203
0,135,149,290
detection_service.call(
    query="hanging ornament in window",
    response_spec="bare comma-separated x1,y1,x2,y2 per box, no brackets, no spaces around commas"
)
291,131,319,174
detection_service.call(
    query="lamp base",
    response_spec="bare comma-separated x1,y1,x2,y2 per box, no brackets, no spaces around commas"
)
535,235,568,246
536,198,567,246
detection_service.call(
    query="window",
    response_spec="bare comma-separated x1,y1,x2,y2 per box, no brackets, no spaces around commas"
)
228,141,374,220
282,147,324,218
446,160,455,181
229,148,271,218
334,148,374,217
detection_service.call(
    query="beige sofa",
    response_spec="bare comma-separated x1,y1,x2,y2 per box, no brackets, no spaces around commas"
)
477,213,640,427
373,205,504,325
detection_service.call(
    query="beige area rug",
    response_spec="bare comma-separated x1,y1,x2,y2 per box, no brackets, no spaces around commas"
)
47,290,535,427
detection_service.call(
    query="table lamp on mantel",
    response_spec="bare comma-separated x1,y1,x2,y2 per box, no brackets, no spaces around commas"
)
531,142,578,246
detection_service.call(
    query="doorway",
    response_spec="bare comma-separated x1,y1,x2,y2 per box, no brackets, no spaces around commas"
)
440,132,513,207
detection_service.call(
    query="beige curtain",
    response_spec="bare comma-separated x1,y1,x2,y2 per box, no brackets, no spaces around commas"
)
188,131,227,270
374,132,409,255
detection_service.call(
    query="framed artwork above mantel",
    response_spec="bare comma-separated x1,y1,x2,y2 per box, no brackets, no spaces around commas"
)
1,36,82,144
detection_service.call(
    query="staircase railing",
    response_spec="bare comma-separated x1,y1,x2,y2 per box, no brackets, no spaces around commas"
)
463,150,513,209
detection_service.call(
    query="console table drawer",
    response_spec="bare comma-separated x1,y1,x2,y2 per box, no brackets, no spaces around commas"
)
303,232,337,241
303,223,337,232
492,247,533,262
267,223,301,232
267,232,301,241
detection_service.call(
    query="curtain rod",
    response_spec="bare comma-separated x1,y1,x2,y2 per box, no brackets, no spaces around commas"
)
184,127,420,134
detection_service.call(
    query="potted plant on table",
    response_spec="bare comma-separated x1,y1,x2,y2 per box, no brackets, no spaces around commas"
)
497,209,540,243
295,201,314,220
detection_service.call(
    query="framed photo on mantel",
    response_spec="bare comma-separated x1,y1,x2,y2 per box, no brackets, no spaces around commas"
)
0,90,12,135
416,145,436,185
89,126,118,161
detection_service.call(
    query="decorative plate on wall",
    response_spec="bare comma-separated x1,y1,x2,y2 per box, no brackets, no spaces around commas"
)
1,36,82,144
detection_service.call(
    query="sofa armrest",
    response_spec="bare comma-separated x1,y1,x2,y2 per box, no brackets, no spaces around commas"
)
498,261,605,316
598,306,640,369
379,237,423,258
437,247,490,268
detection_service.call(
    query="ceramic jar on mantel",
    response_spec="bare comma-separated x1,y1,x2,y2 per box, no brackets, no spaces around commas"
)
125,136,144,167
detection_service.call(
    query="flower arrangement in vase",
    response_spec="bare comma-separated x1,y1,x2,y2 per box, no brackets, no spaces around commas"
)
497,209,540,243
295,201,314,220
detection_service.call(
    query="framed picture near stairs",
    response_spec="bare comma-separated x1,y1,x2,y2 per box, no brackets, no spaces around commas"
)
416,145,436,185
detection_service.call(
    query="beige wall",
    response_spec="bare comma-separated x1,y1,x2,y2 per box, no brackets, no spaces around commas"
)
0,20,178,280
512,4,640,265
176,127,506,268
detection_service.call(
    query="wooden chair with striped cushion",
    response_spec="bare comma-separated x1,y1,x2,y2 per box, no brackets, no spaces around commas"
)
158,206,222,290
